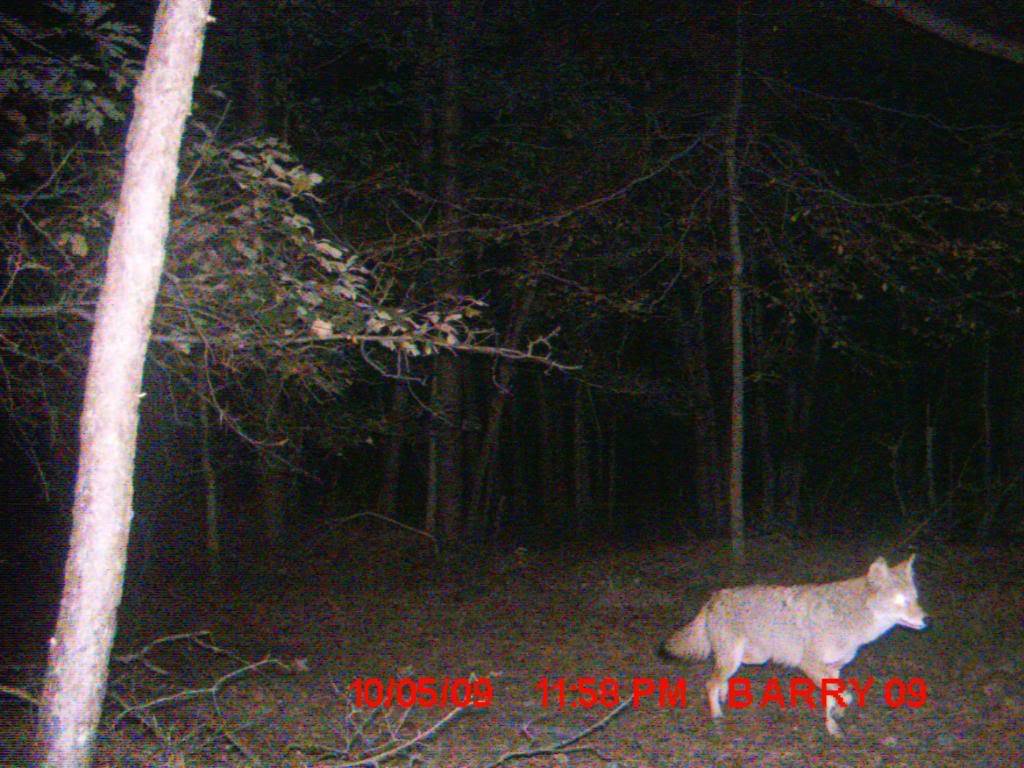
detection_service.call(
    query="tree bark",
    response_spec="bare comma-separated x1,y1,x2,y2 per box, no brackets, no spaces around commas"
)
726,0,747,565
37,2,211,765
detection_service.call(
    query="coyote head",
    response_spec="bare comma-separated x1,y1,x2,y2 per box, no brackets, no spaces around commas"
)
867,555,927,630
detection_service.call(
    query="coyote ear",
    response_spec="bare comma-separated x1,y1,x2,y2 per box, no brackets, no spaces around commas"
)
867,557,890,587
899,553,916,574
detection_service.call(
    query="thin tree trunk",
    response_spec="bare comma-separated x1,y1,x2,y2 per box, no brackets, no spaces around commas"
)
1014,355,1024,531
606,412,617,531
979,337,995,539
573,381,592,536
199,398,220,585
257,453,287,547
433,356,463,547
781,374,800,528
466,287,535,539
241,26,266,134
431,0,465,550
781,329,823,529
680,291,724,533
425,375,438,539
752,300,775,525
726,0,747,565
925,399,938,512
376,384,409,518
537,373,558,532
256,375,286,547
511,391,530,526
38,3,210,765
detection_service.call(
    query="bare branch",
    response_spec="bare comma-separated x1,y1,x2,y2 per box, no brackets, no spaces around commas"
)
480,698,631,768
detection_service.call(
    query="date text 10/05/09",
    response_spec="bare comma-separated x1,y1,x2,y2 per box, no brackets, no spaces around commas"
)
348,677,493,708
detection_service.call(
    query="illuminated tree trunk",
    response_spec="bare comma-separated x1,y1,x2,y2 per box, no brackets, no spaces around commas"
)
726,0,747,565
37,2,211,765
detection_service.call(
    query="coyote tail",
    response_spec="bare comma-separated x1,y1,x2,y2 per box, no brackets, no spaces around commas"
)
662,603,711,660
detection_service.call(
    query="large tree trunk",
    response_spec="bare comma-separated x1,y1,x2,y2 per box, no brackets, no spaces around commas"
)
37,3,211,765
726,0,747,565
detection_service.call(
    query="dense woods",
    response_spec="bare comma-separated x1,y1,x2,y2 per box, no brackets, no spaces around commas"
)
4,1,1022,557
1,2,1023,764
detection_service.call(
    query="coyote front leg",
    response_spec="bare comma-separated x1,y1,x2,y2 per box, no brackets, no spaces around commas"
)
799,659,848,738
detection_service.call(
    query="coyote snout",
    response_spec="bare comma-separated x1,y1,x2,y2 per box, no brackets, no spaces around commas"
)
661,555,927,738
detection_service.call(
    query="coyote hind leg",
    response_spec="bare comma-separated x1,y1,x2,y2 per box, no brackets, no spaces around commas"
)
706,639,744,720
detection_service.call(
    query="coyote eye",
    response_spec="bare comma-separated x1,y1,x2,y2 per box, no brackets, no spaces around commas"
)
892,593,907,607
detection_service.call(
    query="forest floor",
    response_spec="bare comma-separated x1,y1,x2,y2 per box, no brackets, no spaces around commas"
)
2,530,1023,767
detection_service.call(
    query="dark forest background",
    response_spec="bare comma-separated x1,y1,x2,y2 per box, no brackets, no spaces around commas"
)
3,0,1024,584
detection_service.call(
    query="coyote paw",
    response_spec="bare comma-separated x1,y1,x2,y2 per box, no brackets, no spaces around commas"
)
826,719,844,739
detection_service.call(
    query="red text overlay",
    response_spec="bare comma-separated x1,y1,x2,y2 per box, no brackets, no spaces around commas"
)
348,677,493,709
535,677,688,709
726,676,927,710
348,675,927,711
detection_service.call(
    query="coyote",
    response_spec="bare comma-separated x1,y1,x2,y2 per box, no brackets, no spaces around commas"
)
661,556,927,737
